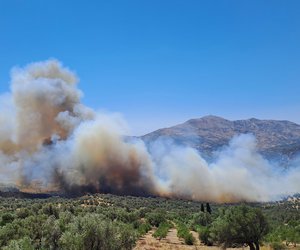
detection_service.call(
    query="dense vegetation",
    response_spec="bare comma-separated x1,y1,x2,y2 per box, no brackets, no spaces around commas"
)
176,221,195,245
0,193,299,249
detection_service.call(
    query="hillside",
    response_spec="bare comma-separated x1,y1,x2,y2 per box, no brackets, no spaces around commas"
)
141,115,300,164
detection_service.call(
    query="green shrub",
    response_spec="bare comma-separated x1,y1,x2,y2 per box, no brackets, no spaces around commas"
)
146,210,166,227
184,233,195,245
177,222,195,245
192,212,212,227
58,213,137,250
137,221,152,236
210,205,268,249
153,222,171,239
16,208,30,219
2,237,34,250
1,213,14,226
198,226,213,246
270,242,286,250
0,192,298,249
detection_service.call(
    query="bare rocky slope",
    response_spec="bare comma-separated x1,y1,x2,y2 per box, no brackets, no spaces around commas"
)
141,115,300,165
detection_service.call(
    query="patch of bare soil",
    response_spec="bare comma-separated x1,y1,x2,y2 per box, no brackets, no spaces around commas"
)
134,228,202,250
134,228,249,250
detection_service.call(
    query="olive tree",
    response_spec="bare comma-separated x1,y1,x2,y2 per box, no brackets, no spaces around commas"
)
210,205,268,250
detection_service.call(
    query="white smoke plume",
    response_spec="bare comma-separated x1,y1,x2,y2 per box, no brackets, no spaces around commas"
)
0,59,299,202
150,134,300,202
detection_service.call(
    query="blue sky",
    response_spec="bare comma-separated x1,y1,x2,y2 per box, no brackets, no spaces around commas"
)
0,0,300,135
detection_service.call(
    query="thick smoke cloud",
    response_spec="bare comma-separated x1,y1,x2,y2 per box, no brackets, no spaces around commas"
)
150,135,300,202
0,60,299,202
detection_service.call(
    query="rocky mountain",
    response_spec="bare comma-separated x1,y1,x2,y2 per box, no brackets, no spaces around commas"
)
141,115,300,165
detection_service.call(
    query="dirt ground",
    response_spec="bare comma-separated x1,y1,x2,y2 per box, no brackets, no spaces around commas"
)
133,227,299,250
134,228,247,250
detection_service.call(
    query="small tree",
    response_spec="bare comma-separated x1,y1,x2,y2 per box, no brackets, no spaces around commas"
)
201,204,205,212
1,213,14,226
146,210,166,227
206,203,212,214
3,237,34,250
192,212,212,227
210,205,268,250
281,222,300,247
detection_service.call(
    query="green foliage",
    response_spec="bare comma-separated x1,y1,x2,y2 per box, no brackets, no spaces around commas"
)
210,205,269,249
59,213,137,250
265,221,300,247
0,193,298,249
2,237,34,250
198,226,213,246
16,208,30,219
146,210,166,227
42,215,62,249
42,203,59,218
118,224,138,250
152,221,171,239
269,242,286,250
192,211,212,227
1,212,14,226
137,221,152,236
177,222,195,245
282,222,300,246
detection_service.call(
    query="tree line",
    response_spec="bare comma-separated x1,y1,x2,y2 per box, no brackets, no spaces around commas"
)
0,194,299,249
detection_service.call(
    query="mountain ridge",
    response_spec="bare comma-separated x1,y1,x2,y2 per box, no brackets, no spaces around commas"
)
141,115,300,164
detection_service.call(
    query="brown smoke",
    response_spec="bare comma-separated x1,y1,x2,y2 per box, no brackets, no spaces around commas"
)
0,60,299,202
53,117,158,196
0,60,158,196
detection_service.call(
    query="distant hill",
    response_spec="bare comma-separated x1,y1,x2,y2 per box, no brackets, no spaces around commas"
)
141,115,300,165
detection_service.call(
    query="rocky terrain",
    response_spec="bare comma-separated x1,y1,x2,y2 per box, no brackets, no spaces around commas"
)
141,115,300,165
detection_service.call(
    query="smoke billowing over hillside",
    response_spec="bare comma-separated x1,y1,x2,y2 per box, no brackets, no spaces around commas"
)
0,60,299,202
